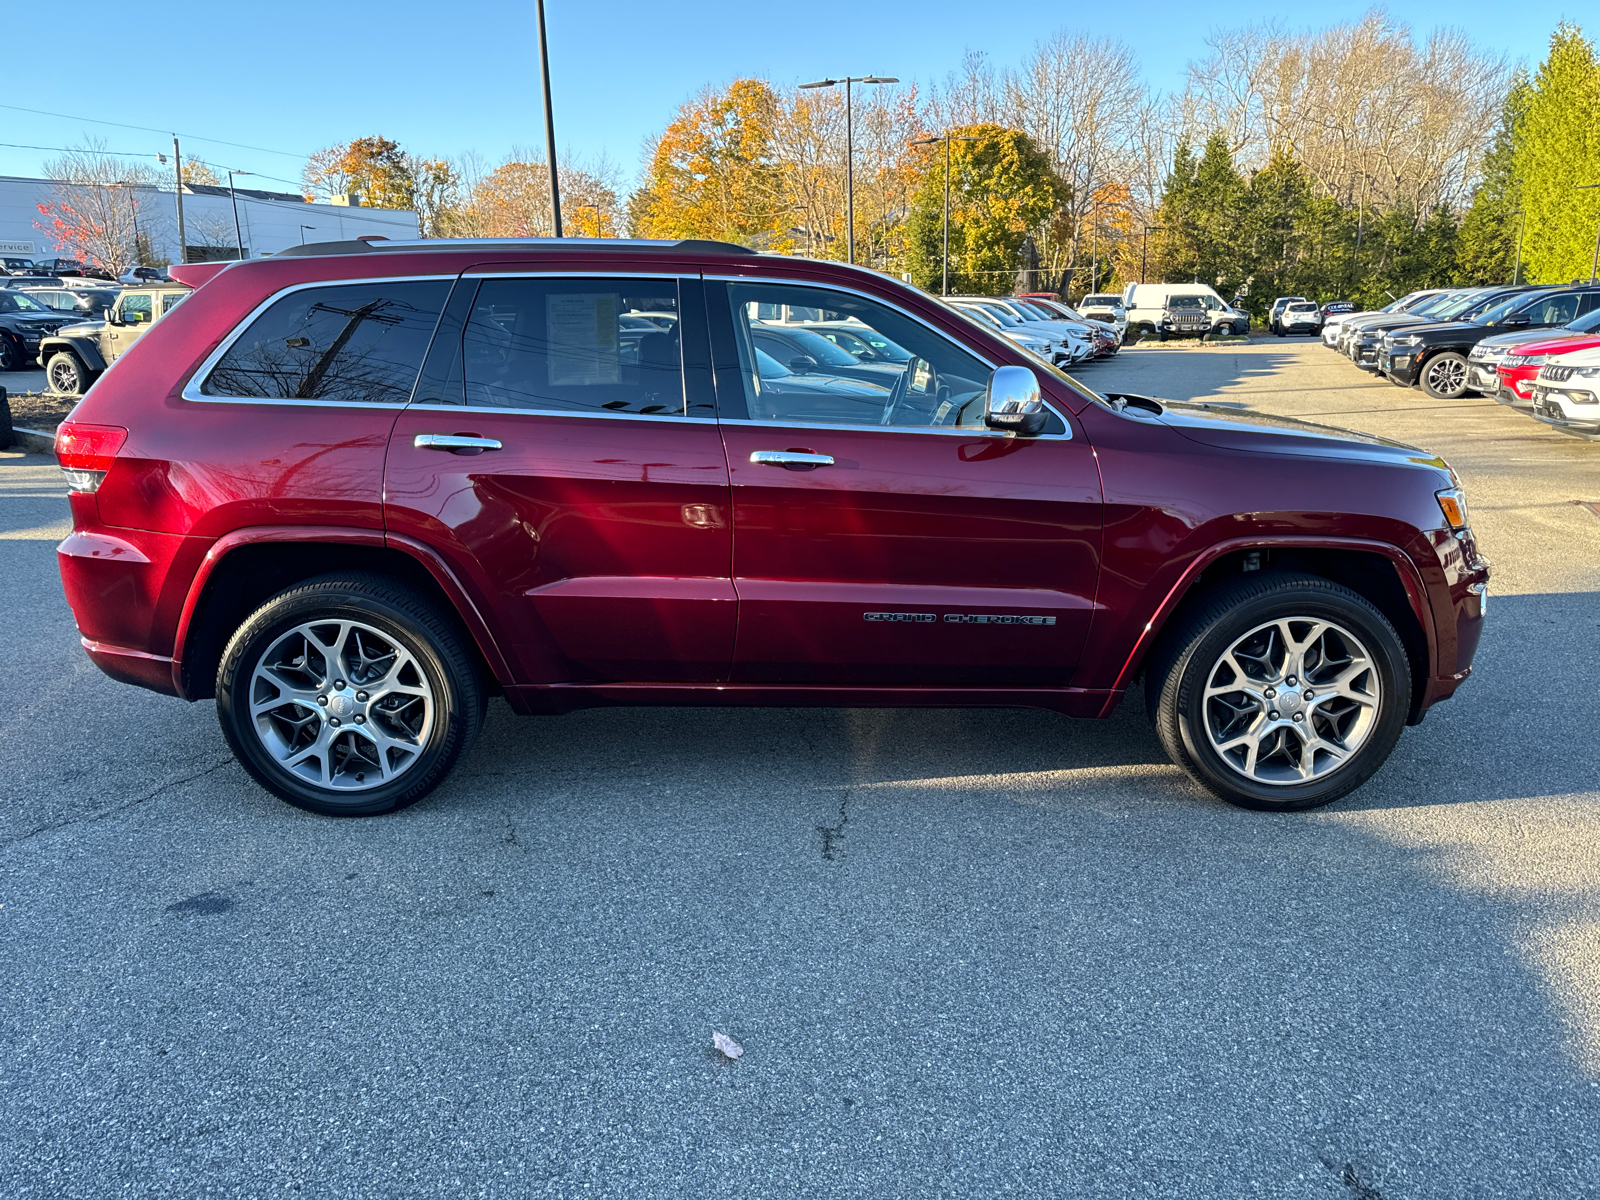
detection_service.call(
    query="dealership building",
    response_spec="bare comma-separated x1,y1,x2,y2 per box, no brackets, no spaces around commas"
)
0,175,418,265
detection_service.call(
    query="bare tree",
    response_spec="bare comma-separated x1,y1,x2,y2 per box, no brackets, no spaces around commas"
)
35,142,166,269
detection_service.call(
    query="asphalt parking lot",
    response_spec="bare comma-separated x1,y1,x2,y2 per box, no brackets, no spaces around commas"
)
3,336,1598,1199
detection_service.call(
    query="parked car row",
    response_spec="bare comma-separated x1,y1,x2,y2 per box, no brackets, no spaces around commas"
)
1320,281,1600,438
1121,283,1250,340
3,257,173,285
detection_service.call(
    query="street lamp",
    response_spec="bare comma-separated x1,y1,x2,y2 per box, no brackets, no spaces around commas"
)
911,132,980,295
227,170,253,260
1141,224,1167,285
1580,184,1600,284
535,0,562,236
1509,210,1525,285
798,74,898,265
299,225,316,245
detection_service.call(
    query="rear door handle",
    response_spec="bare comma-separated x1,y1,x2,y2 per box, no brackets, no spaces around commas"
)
414,433,503,454
750,450,834,468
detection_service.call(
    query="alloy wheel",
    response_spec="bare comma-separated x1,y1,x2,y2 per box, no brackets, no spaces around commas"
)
47,356,81,394
1424,355,1467,397
1200,617,1380,786
247,619,434,791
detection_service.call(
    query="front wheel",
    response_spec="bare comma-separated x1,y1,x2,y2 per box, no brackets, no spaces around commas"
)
216,573,486,816
1420,352,1470,399
0,335,21,371
1146,572,1411,811
45,351,91,395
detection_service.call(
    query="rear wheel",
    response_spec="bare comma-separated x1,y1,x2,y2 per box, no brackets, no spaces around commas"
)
1420,352,1470,399
0,335,21,371
216,573,485,816
1146,572,1410,811
45,351,90,395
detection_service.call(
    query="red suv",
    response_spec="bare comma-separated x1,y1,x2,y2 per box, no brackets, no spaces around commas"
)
53,238,1490,816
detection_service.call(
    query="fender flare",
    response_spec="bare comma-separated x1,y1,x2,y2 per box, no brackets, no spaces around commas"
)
168,525,516,699
39,335,107,372
1099,533,1437,718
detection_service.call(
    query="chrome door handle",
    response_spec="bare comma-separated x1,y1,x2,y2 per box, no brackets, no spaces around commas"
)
750,450,834,468
414,433,503,454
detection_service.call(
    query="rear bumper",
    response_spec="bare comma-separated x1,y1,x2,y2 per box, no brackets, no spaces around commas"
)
81,637,181,697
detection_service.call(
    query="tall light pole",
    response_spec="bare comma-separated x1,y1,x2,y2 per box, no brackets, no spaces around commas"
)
911,132,979,295
1509,209,1526,285
1581,184,1600,284
299,225,316,244
227,170,253,260
535,0,562,237
798,75,898,265
170,137,187,264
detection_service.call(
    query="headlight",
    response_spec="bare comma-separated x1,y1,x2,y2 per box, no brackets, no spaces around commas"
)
1391,334,1422,347
1571,366,1600,381
1435,487,1470,531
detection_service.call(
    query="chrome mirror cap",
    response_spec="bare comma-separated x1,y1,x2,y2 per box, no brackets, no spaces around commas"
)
984,365,1046,435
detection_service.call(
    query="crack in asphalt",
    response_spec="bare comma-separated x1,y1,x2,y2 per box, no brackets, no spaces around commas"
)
817,794,849,861
0,757,234,850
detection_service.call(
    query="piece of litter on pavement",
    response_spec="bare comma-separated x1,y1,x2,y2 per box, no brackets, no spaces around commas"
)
712,1032,743,1060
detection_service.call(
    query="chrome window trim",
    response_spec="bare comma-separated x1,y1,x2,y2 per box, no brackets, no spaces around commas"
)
705,273,1073,441
179,273,457,408
406,402,718,426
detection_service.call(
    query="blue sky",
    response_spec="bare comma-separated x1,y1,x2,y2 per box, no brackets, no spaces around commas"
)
0,1,1585,193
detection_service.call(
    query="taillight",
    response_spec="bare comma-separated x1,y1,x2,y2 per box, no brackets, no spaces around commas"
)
55,421,127,493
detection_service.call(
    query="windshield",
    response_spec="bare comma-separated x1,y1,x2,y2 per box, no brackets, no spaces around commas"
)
1010,300,1053,320
1568,309,1600,334
973,303,1021,327
1475,293,1546,325
763,326,860,366
1287,303,1318,313
1082,295,1121,308
1169,296,1205,310
0,291,47,313
821,326,911,363
1408,292,1465,316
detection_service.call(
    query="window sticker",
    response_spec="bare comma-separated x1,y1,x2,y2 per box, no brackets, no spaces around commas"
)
547,293,619,386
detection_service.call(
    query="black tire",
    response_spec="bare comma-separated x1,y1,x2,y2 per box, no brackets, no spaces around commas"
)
45,351,90,395
0,335,20,371
1145,571,1411,812
1419,351,1470,399
215,573,486,816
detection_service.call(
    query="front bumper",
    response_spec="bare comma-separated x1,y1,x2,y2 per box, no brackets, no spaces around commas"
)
1529,389,1600,438
1355,341,1382,369
1467,362,1500,393
1380,349,1422,386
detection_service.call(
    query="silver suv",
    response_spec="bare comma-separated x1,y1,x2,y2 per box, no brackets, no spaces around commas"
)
38,284,189,394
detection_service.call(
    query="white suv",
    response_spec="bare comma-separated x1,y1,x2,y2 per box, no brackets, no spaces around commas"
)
1528,348,1600,439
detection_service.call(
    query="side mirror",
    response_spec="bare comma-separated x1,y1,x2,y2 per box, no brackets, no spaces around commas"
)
1501,313,1530,327
105,308,123,326
789,355,818,373
984,365,1046,436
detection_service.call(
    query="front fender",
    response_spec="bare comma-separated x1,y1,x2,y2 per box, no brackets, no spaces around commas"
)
39,335,107,372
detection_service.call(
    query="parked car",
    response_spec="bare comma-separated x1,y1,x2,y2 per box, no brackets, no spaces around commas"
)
117,265,173,285
965,296,1099,361
1122,283,1240,339
1494,332,1600,408
1380,285,1600,399
53,237,1489,818
4,275,63,289
1155,294,1212,340
1277,301,1322,337
37,283,189,394
795,321,913,365
1527,348,1600,439
1022,298,1121,355
35,257,88,277
1269,297,1308,335
748,323,904,387
18,286,120,320
2,256,41,274
0,288,78,370
1068,293,1128,341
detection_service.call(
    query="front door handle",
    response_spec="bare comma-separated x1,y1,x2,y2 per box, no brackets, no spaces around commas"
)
750,450,834,468
414,433,503,454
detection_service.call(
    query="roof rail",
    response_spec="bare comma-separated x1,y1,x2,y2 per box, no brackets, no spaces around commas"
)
272,236,755,259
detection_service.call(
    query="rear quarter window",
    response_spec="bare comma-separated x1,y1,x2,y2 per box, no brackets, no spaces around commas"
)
201,280,449,404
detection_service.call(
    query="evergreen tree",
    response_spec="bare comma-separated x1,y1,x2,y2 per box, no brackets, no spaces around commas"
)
1456,77,1531,285
1514,24,1600,284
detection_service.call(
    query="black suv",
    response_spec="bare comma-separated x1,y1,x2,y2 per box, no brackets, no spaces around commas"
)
1380,286,1600,398
0,289,75,371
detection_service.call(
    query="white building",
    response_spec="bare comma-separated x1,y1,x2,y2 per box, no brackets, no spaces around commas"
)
0,174,418,265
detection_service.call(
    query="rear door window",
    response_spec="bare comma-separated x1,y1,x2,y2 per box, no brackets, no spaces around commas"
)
201,280,449,404
444,277,699,417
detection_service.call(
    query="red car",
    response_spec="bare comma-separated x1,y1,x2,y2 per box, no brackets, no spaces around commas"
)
53,238,1489,817
1496,333,1600,404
